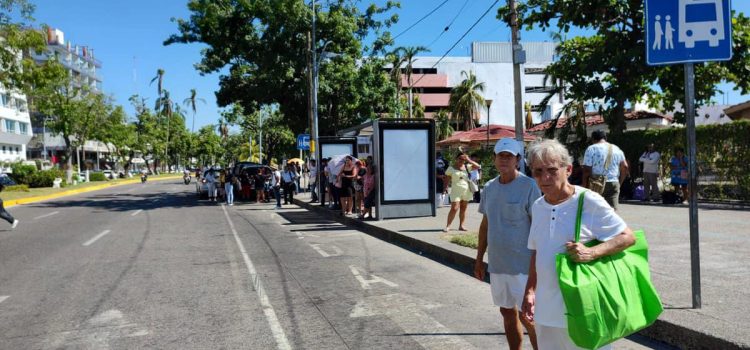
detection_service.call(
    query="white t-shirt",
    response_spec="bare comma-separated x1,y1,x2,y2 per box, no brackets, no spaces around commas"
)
527,186,627,327
271,170,282,187
583,142,625,182
639,151,660,174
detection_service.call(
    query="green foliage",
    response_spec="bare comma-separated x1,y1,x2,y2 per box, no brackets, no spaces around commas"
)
0,0,46,91
449,232,478,249
165,0,400,136
500,2,750,134
9,162,36,184
434,109,454,141
449,71,485,131
28,168,64,188
4,184,29,192
607,120,750,201
88,172,107,182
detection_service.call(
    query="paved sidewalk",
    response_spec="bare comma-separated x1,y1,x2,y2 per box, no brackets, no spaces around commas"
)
294,193,750,349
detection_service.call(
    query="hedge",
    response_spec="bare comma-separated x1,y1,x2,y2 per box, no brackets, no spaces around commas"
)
608,120,750,201
88,172,107,182
4,184,29,192
28,169,65,188
9,163,37,185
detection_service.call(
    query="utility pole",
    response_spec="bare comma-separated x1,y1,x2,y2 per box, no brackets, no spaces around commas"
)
259,109,264,165
311,0,321,202
508,0,526,170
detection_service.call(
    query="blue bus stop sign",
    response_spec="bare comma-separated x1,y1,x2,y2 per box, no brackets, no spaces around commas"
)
646,0,733,66
297,134,310,150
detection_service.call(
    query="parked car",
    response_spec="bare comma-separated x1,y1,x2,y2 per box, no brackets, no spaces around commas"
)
0,174,17,187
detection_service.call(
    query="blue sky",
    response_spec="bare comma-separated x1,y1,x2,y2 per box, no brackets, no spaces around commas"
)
24,0,750,130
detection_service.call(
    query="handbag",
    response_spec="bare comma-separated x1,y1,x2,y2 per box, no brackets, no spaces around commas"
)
465,167,479,193
588,144,613,195
556,191,663,349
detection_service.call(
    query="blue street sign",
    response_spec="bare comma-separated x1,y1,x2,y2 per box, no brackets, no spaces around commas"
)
646,0,733,66
297,134,310,150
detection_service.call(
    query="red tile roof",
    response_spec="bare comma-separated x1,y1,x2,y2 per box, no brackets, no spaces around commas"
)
437,124,536,147
526,110,673,132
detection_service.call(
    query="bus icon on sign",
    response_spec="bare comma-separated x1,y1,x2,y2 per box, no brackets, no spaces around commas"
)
679,0,725,48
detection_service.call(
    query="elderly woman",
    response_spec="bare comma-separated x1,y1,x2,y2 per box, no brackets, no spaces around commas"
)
522,139,636,350
443,152,481,232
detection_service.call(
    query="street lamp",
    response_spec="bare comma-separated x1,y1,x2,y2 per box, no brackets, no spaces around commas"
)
485,99,493,150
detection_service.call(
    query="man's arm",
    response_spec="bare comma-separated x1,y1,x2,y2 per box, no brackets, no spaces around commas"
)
565,228,636,262
521,251,537,323
619,159,629,185
474,216,489,280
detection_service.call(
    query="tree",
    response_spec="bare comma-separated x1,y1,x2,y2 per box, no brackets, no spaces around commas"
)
129,94,164,174
183,88,205,132
434,109,454,141
96,105,138,173
394,45,429,118
498,2,750,134
150,68,165,96
0,0,45,91
449,70,485,131
165,0,400,137
195,125,222,166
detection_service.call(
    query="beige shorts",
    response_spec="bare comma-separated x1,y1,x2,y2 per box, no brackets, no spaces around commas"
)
490,273,527,309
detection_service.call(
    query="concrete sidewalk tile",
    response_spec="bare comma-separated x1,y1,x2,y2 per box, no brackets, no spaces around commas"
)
293,193,750,350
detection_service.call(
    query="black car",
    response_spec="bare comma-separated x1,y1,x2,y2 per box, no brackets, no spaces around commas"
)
0,174,17,187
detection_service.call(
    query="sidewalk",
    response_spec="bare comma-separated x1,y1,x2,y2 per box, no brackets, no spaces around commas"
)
294,193,750,349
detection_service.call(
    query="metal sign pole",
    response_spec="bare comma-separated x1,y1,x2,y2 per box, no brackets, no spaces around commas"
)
684,62,701,309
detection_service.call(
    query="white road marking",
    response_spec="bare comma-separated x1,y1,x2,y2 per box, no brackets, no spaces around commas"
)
349,293,472,350
34,211,59,220
45,309,148,349
130,209,143,217
0,295,8,304
309,243,343,257
221,205,291,350
349,265,398,289
83,230,111,247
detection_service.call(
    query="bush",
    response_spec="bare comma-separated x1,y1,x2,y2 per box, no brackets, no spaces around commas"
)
89,172,107,182
28,169,65,188
10,163,37,185
4,184,29,192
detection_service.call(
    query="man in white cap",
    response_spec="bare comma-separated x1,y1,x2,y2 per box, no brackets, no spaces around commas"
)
475,137,541,350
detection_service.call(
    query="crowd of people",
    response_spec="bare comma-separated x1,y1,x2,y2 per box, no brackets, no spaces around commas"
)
311,155,377,220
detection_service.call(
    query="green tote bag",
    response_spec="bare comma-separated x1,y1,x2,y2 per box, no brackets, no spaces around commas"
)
555,191,663,349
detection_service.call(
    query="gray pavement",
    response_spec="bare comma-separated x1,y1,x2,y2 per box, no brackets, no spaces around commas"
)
294,192,750,349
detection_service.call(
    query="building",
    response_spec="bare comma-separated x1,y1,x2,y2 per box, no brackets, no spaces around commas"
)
723,100,750,122
526,110,673,138
0,85,33,163
26,27,110,169
395,42,566,128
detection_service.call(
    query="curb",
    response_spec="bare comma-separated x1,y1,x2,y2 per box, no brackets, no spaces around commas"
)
293,198,746,350
5,176,182,208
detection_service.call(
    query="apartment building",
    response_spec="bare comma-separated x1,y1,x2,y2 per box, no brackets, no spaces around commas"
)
0,86,33,163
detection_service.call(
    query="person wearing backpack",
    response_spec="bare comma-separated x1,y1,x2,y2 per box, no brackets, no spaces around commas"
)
0,183,19,229
582,130,629,210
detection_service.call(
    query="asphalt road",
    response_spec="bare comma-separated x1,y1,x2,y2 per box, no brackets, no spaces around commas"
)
0,181,674,349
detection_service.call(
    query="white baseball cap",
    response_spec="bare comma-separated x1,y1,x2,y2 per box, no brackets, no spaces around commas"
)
494,138,523,155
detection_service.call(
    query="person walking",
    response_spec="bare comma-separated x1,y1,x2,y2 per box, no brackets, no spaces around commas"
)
271,166,282,209
670,146,689,204
0,183,19,229
474,138,541,350
205,168,217,202
254,169,266,203
639,143,661,201
582,130,629,210
522,139,636,350
282,164,297,205
319,159,329,207
225,171,236,206
361,163,377,220
309,159,318,202
470,153,482,203
443,153,481,232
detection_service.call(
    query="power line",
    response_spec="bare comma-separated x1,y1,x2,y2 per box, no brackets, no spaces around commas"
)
409,0,500,88
425,0,471,49
392,0,451,41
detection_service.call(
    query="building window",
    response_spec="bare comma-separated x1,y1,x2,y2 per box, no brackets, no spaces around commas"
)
19,122,28,134
357,144,370,155
5,120,15,133
15,147,19,154
1,94,8,107
17,100,27,112
2,146,5,153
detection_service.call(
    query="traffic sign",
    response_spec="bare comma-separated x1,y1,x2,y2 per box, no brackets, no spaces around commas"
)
646,0,733,66
297,134,310,150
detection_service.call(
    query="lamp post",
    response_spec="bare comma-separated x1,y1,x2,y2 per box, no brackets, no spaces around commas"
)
485,99,493,149
258,109,264,165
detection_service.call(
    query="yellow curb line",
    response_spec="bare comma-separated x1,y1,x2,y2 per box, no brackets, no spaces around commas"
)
5,175,182,208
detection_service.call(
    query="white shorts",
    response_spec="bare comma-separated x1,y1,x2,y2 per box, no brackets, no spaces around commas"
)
536,324,612,350
490,273,527,309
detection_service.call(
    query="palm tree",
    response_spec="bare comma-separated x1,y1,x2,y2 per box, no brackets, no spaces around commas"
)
449,70,485,131
395,46,429,118
155,90,174,171
183,88,206,132
386,51,406,117
434,109,454,141
150,69,165,96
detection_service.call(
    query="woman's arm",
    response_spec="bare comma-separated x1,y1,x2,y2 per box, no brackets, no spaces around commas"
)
565,228,636,262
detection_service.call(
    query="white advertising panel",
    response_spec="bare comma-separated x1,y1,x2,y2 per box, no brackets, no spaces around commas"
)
382,129,429,201
321,143,353,159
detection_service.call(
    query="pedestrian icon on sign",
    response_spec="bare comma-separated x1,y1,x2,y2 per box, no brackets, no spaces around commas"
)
653,15,676,51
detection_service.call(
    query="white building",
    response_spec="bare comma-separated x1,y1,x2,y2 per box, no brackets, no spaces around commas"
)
403,42,566,127
0,86,33,163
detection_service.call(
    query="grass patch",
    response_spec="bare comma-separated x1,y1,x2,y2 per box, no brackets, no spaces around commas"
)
447,232,479,249
1,174,180,202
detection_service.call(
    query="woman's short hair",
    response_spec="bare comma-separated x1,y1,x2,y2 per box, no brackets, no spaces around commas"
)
526,139,573,168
